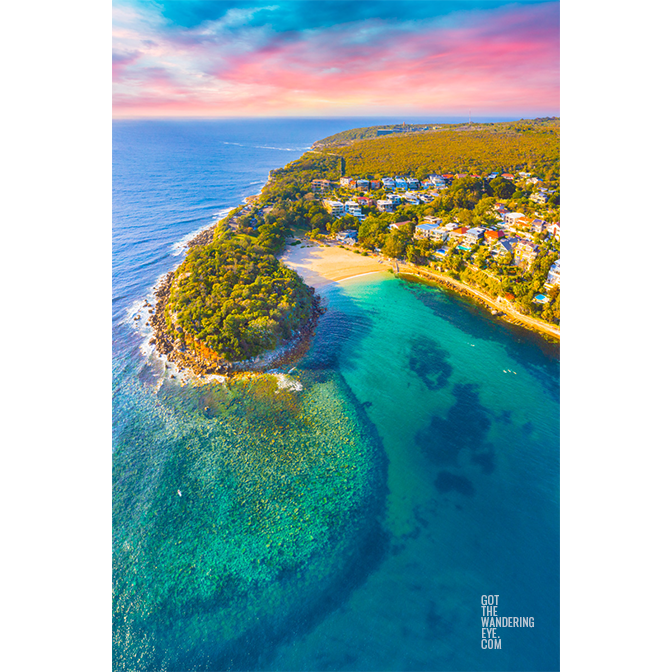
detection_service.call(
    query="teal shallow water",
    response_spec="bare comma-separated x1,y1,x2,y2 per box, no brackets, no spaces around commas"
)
113,271,559,671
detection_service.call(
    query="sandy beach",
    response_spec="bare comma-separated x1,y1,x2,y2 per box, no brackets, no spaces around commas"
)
281,239,559,340
281,240,394,288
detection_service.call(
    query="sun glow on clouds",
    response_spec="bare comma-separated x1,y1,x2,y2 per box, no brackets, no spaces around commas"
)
113,1,559,118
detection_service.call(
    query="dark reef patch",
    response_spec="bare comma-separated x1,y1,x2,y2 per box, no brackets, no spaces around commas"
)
434,471,475,496
408,335,453,390
416,383,492,466
471,450,496,475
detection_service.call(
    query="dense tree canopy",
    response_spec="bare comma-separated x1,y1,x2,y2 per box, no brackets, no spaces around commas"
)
164,234,315,362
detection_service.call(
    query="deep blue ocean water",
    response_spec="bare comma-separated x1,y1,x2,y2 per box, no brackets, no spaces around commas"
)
113,118,559,671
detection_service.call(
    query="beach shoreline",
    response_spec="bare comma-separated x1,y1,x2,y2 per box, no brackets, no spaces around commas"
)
146,231,558,382
282,240,560,340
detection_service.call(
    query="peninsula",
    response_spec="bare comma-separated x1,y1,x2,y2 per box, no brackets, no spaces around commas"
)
150,118,560,376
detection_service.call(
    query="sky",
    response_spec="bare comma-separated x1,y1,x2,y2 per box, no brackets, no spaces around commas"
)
113,0,559,118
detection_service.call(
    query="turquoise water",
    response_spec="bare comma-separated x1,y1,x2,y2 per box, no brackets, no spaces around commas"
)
112,119,559,670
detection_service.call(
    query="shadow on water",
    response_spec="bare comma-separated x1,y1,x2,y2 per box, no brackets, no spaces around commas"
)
298,283,376,377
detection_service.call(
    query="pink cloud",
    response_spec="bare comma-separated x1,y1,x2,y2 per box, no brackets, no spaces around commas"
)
113,3,559,117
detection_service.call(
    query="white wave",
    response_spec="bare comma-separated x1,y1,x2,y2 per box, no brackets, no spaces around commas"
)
273,373,303,393
169,212,232,256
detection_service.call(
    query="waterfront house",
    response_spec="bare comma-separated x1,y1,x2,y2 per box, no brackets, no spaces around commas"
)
336,229,358,245
414,222,439,240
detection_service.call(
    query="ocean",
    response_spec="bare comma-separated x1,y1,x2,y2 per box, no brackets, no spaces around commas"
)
112,118,559,671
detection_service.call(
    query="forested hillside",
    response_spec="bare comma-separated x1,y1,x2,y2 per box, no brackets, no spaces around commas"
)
320,119,559,179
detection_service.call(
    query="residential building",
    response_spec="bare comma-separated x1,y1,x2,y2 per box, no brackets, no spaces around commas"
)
356,179,370,190
548,221,560,239
484,229,506,243
395,177,408,189
311,179,332,193
323,199,345,216
464,226,486,246
530,192,548,204
389,220,413,231
336,229,358,244
545,258,560,288
344,200,362,217
382,177,396,190
414,222,439,240
407,177,420,190
514,240,539,267
422,216,443,226
492,237,519,258
429,174,446,188
376,199,395,213
503,212,526,229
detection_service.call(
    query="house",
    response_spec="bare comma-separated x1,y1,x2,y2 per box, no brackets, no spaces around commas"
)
484,229,506,243
530,192,548,204
323,199,345,216
531,219,547,234
395,177,408,189
429,174,446,188
390,220,413,231
545,258,561,288
376,199,395,213
336,229,358,245
339,177,355,188
449,226,469,240
502,173,515,180
311,179,332,193
402,193,420,205
414,222,439,240
429,226,452,242
356,196,374,207
344,200,362,217
422,216,443,226
548,221,560,239
514,240,539,267
356,179,370,190
492,237,519,258
421,179,434,189
369,180,382,190
406,178,420,190
503,212,526,228
382,177,396,190
464,226,486,245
